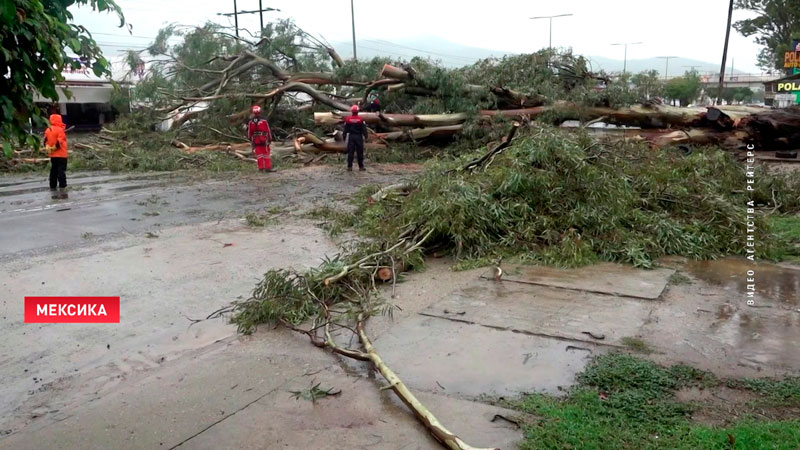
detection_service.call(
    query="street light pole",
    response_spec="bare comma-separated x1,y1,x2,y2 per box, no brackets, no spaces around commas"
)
657,56,678,80
611,42,642,74
529,14,573,50
350,0,357,61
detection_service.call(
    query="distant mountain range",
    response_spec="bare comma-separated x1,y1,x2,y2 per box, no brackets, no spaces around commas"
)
332,36,747,76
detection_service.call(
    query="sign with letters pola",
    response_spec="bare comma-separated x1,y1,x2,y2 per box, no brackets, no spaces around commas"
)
777,81,800,92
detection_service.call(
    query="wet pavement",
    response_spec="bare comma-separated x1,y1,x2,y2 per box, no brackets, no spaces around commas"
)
497,263,674,299
685,258,799,306
0,166,418,256
2,166,799,449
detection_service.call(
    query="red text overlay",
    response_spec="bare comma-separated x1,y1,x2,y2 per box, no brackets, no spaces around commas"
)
24,297,120,323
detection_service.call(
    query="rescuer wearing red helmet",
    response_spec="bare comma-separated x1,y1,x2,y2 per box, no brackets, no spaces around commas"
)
247,105,273,172
342,104,368,171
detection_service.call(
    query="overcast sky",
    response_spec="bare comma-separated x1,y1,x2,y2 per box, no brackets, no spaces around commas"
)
71,0,766,73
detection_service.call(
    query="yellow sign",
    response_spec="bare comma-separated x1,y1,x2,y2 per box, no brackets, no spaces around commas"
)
777,81,800,92
785,51,800,68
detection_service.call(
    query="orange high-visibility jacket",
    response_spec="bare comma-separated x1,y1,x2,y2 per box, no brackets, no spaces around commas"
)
43,114,68,158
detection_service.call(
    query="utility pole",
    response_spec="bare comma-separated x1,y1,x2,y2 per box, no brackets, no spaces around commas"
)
716,0,734,105
233,0,239,37
350,0,357,61
217,2,280,37
259,0,264,32
611,41,642,74
657,56,678,80
529,14,573,50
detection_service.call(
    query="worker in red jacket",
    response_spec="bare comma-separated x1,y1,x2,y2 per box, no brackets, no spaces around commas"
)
342,104,368,171
247,105,272,172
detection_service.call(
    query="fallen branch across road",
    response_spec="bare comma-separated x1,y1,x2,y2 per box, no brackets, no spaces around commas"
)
230,228,498,450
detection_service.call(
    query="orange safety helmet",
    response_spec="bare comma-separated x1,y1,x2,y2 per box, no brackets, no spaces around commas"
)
252,105,261,115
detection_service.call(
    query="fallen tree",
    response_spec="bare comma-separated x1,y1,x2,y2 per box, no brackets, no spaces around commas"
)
319,123,799,269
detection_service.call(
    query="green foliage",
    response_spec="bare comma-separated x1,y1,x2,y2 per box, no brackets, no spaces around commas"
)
728,376,800,405
665,71,702,106
719,86,757,104
668,272,693,285
341,126,789,268
230,238,426,334
632,70,666,100
244,211,277,227
734,0,800,71
289,382,341,404
128,19,335,140
462,49,591,98
621,337,654,354
0,0,124,154
514,353,800,450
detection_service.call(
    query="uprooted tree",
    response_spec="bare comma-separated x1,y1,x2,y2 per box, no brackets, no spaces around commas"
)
113,19,800,161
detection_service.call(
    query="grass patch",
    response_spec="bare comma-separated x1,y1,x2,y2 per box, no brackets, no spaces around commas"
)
244,211,277,227
621,336,654,354
768,215,800,263
728,377,800,406
513,354,800,450
669,272,693,285
306,205,356,236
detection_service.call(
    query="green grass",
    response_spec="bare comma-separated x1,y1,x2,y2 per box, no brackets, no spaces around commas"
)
244,211,277,227
621,336,654,354
727,377,800,406
512,354,800,450
768,215,800,263
669,272,693,285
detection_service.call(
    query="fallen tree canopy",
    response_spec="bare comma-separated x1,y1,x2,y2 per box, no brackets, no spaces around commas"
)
96,19,800,160
333,124,800,269
226,123,799,450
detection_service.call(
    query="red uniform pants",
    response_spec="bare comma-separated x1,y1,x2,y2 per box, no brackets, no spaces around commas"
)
254,145,271,170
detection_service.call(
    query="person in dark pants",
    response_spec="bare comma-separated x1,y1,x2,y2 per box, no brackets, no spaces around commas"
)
43,114,68,199
342,104,368,171
362,97,381,113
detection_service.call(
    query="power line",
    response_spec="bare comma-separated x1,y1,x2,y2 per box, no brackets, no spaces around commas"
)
364,39,478,62
356,44,469,66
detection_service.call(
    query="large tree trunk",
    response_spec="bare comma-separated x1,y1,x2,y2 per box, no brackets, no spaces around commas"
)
315,111,468,127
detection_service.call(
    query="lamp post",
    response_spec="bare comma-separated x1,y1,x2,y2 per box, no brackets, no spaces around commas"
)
611,41,642,74
350,0,357,61
529,14,573,49
657,56,678,80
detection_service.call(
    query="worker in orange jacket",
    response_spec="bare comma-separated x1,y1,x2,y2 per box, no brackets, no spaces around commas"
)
43,114,69,199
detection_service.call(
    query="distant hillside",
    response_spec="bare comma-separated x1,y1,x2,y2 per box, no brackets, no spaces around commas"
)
586,56,744,76
332,36,507,67
333,36,744,75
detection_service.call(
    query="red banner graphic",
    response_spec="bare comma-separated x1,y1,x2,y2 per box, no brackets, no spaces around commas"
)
24,297,120,323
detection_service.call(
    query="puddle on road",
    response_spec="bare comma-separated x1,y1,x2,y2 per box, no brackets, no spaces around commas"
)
111,182,168,193
0,186,52,197
674,257,800,373
685,257,799,305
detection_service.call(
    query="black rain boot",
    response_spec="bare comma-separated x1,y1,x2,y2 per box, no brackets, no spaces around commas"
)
347,166,353,172
58,188,68,199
